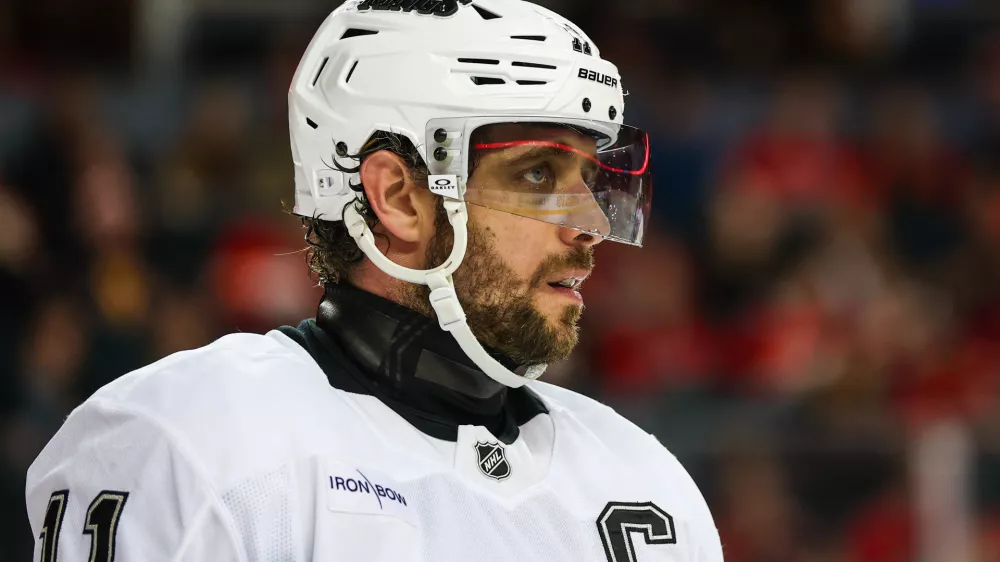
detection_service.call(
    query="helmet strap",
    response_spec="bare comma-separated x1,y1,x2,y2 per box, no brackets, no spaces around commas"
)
344,200,547,388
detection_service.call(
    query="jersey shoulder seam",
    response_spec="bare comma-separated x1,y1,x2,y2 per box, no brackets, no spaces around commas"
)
158,333,316,372
111,334,322,398
527,380,620,418
87,396,251,562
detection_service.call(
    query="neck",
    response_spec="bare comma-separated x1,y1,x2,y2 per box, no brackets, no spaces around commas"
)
348,258,436,318
314,282,529,439
279,282,548,442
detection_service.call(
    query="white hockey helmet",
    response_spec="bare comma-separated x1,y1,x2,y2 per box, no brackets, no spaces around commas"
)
289,0,652,387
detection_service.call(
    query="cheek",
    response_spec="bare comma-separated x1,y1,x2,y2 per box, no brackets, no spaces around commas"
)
471,207,551,279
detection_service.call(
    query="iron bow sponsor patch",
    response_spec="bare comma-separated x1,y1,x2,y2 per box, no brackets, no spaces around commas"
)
326,460,418,527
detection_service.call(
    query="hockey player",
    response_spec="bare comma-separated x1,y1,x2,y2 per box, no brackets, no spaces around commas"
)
26,1,723,561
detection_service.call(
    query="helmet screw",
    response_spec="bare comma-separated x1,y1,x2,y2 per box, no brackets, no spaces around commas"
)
582,97,592,112
434,147,448,162
335,142,349,157
609,106,617,120
434,128,448,143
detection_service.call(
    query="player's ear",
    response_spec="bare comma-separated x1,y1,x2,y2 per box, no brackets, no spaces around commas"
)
360,151,436,244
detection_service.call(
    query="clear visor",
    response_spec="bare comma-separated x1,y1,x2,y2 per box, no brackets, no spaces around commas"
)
461,120,651,246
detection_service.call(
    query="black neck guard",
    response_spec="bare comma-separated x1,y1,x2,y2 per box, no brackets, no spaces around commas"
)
279,283,547,444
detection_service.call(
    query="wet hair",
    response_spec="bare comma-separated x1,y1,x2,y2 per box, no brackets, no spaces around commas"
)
302,131,429,284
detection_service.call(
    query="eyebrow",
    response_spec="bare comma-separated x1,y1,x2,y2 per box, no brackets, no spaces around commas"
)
490,145,573,168
474,139,649,175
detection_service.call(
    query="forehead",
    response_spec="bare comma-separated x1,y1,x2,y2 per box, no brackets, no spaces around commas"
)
472,123,598,155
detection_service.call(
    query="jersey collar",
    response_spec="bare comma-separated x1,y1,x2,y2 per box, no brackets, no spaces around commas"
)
280,283,547,444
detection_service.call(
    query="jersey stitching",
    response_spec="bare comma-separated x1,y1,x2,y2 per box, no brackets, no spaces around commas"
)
126,334,317,387
88,397,251,562
268,329,325,366
169,499,216,562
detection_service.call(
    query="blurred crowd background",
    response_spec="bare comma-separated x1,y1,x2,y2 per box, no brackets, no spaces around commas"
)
2,0,1000,560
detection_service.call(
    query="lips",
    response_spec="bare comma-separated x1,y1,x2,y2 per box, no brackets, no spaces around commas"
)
550,277,583,290
545,269,591,291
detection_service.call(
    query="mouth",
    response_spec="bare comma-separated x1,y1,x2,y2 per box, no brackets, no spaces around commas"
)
544,270,591,304
545,268,590,290
548,277,584,290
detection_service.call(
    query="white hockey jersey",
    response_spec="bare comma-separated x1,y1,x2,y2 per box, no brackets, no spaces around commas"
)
27,310,722,562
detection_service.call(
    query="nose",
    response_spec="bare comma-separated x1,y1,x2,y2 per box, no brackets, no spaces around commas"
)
558,225,604,248
556,172,609,247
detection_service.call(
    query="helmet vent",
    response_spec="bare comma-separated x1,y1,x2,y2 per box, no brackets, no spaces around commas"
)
516,80,547,86
312,57,329,86
305,118,319,129
346,61,359,84
511,35,546,41
471,4,501,20
512,61,557,70
470,76,505,86
458,58,500,65
340,28,379,40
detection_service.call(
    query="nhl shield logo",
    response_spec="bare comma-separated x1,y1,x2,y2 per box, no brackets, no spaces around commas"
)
475,441,511,481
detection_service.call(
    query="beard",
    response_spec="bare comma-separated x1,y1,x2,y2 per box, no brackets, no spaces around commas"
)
395,206,594,366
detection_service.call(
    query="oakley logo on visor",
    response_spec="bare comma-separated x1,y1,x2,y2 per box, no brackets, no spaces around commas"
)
429,175,460,200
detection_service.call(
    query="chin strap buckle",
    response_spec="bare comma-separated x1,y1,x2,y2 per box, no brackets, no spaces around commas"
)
429,285,466,332
427,273,463,331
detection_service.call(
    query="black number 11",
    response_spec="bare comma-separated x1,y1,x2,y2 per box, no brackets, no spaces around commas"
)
39,490,129,562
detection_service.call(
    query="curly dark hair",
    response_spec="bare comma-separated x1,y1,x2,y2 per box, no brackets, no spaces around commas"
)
302,131,433,284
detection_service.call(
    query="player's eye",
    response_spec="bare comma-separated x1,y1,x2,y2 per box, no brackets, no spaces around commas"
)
522,165,550,185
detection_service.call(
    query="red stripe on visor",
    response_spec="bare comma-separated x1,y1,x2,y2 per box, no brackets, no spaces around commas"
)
474,134,651,176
